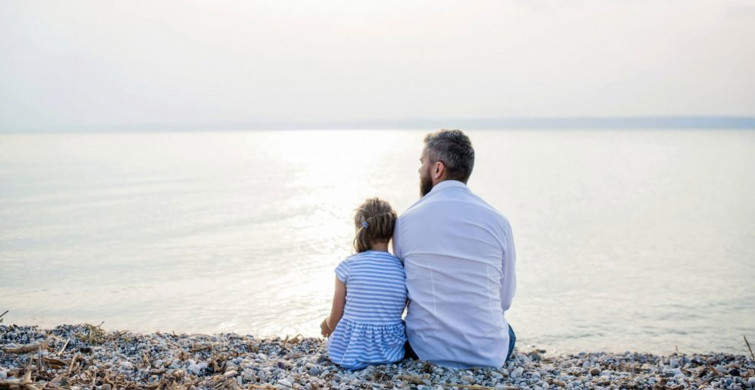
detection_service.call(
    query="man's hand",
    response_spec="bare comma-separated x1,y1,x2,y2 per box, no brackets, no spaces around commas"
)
320,318,332,337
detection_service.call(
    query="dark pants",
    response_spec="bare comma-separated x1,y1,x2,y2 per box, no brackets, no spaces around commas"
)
404,324,517,363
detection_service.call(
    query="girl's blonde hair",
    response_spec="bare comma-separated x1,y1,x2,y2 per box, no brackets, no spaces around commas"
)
353,197,397,253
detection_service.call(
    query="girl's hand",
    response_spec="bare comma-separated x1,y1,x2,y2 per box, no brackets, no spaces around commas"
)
320,318,332,337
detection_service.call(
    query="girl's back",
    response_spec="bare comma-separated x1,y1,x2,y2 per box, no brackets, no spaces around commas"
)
328,250,406,369
336,250,405,324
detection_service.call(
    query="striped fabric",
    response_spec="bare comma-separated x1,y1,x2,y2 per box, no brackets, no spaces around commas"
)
327,250,407,370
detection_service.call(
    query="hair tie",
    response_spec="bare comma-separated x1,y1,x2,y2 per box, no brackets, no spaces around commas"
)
362,221,369,229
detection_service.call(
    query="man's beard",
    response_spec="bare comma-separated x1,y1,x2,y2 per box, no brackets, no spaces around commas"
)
420,167,433,197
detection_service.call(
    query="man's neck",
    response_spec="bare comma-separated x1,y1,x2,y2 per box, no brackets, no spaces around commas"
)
431,179,466,190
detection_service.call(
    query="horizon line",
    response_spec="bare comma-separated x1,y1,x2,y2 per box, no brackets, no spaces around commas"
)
2,115,754,133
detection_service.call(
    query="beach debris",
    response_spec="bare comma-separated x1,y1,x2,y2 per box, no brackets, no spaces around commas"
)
73,322,107,345
1,342,46,354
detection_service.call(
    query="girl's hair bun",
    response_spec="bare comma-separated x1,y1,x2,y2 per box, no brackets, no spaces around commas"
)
353,198,397,253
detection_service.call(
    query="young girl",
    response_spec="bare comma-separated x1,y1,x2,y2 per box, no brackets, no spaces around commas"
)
320,197,406,370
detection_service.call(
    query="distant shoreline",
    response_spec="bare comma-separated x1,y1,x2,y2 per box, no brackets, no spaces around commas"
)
2,116,755,133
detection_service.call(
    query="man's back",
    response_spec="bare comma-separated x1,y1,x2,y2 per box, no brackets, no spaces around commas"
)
394,180,516,368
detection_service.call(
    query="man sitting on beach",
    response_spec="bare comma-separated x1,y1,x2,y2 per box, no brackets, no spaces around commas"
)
393,129,517,369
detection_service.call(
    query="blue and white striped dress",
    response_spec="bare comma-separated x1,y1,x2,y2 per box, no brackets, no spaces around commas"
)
327,250,407,370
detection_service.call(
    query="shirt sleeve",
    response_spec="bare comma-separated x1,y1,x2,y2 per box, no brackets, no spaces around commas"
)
500,221,517,312
335,259,349,284
392,217,403,262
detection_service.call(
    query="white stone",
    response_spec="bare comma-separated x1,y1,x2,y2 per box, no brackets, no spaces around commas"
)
187,364,202,375
511,367,524,378
664,368,682,376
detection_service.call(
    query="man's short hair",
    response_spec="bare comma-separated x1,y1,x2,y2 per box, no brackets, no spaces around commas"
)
424,129,475,183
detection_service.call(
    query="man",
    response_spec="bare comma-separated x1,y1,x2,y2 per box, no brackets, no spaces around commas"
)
393,129,516,369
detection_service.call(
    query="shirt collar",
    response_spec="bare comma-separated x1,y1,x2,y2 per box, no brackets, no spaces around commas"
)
429,180,468,194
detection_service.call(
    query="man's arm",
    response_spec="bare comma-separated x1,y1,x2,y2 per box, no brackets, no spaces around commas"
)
500,224,516,312
392,217,403,261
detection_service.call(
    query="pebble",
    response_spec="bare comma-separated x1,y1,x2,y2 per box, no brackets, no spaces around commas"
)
187,362,208,375
551,379,566,387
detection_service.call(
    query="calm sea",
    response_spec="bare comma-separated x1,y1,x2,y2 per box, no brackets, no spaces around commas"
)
1,129,753,355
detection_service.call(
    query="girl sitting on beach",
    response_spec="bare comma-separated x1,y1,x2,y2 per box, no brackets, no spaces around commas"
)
320,197,406,370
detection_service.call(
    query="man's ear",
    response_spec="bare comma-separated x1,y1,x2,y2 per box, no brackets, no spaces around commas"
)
432,161,446,181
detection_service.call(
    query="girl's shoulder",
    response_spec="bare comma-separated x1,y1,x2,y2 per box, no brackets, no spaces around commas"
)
349,251,403,272
351,250,401,261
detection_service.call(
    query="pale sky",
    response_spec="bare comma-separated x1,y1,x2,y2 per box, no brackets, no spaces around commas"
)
1,0,754,131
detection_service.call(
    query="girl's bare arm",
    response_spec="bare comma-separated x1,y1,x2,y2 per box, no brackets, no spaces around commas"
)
321,276,346,337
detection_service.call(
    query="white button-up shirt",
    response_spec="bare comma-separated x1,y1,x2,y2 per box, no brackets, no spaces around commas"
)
393,180,516,368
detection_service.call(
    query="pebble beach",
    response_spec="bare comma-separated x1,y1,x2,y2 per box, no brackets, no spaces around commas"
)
1,324,753,390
